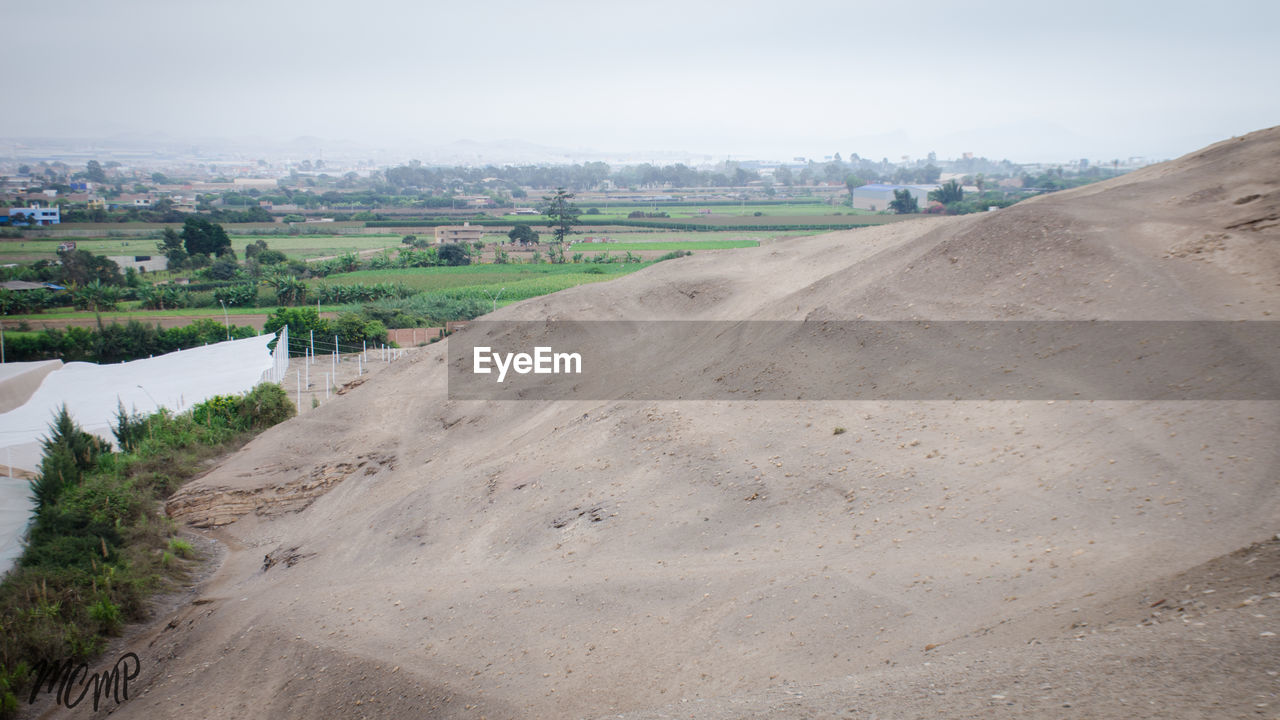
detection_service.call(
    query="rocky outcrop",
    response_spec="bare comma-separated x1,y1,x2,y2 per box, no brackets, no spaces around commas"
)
165,455,393,527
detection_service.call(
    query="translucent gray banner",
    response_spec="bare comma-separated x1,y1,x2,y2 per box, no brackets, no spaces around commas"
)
446,321,1280,400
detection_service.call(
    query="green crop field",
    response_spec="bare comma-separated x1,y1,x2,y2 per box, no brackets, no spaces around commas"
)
566,230,812,243
0,233,405,262
3,304,345,323
317,262,651,304
650,213,900,227
579,204,874,220
568,239,757,251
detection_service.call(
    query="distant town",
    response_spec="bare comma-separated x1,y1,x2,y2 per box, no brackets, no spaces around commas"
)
0,138,1153,232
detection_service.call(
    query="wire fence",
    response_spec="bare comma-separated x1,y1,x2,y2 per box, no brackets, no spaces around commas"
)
269,325,410,412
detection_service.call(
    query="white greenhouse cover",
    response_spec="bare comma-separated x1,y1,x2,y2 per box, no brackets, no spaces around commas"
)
0,334,277,576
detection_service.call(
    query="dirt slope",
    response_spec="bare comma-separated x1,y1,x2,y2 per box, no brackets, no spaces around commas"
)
57,128,1280,720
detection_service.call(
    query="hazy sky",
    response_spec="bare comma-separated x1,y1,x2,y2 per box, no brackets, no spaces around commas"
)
8,0,1278,163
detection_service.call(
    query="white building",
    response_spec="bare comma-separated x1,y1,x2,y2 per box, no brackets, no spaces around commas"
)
851,184,939,212
7,205,60,225
233,178,280,191
107,255,169,273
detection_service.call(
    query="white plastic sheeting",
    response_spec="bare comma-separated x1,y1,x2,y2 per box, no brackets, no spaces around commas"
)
0,333,277,576
0,477,32,577
0,360,62,413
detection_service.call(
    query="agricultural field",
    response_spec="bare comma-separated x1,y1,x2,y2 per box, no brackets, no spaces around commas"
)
317,263,649,306
568,239,756,251
581,203,874,220
565,230,808,243
0,232,404,263
1,304,348,332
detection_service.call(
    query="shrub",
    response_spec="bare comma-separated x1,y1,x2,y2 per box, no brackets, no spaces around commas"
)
167,538,194,558
264,307,332,355
257,249,287,265
360,294,487,327
237,383,295,430
334,312,388,346
32,407,109,510
438,243,470,266
88,596,122,634
112,402,149,453
213,283,258,307
0,394,297,716
191,394,239,430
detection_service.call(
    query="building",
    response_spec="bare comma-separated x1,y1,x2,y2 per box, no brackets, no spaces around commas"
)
107,255,169,273
851,184,939,212
233,178,279,191
434,222,484,245
6,205,60,225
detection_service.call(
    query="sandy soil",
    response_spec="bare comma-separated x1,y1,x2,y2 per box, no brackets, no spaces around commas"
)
28,128,1280,720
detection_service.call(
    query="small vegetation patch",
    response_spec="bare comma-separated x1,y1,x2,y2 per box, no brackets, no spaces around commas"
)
0,385,295,716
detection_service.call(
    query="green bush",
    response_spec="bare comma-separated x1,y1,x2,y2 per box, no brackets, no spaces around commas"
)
360,294,488,327
213,283,259,307
264,307,331,356
237,383,295,430
32,407,110,511
191,394,240,430
167,538,194,558
112,401,149,453
88,597,122,634
1,386,299,716
334,313,388,346
2,318,258,364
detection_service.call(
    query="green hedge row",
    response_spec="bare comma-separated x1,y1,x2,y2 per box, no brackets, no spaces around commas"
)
364,219,877,232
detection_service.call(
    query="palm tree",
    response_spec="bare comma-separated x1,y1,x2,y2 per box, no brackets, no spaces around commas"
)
73,279,118,312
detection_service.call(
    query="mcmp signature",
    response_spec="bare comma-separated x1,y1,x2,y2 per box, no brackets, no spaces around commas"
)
27,652,141,711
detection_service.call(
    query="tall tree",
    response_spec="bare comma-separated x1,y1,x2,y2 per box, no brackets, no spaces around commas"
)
507,225,539,246
58,249,124,286
889,189,919,214
845,174,864,204
929,179,963,204
180,217,232,257
437,243,471,267
85,160,107,184
538,187,580,249
157,227,189,268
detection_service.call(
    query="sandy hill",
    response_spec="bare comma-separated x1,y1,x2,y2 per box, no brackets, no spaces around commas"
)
81,129,1280,720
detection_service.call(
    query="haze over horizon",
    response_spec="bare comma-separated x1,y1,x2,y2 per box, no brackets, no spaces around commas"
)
6,0,1279,165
